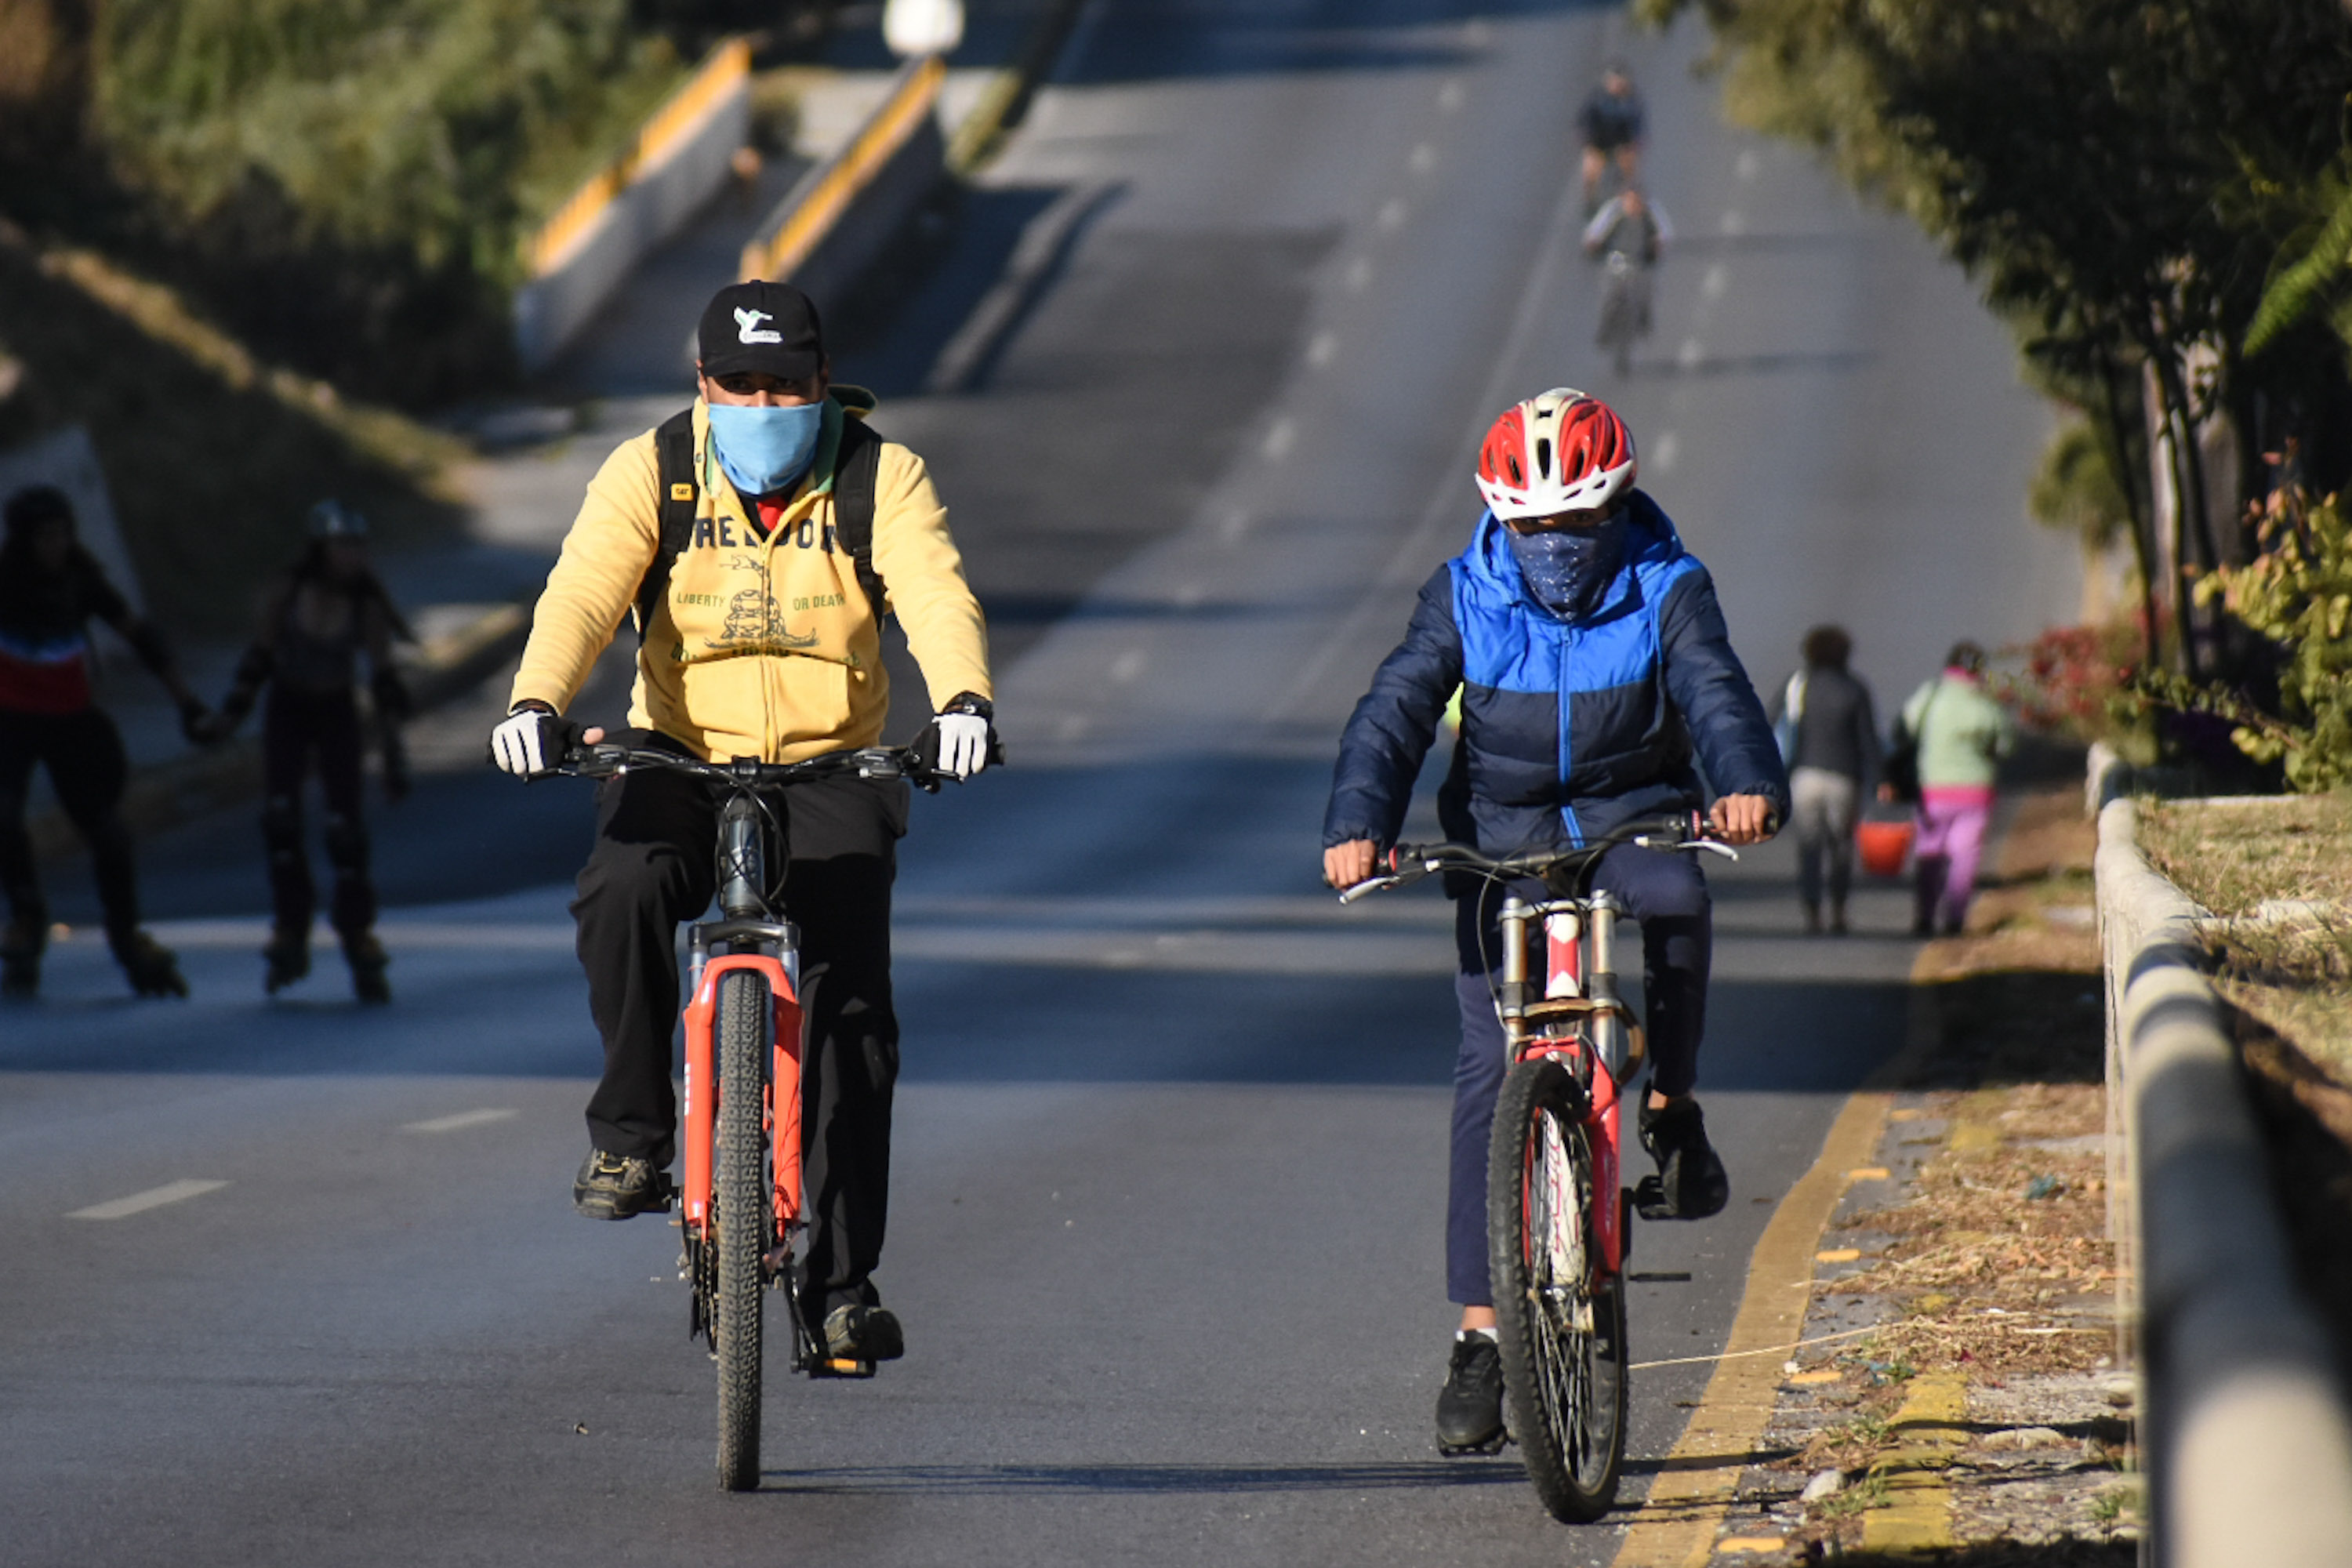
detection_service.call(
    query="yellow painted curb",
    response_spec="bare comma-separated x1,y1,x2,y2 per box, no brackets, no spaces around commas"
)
1611,971,1940,1568
1862,1370,1967,1552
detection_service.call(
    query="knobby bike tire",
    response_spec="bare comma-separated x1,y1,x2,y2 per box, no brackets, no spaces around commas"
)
714,968,771,1492
1487,1054,1630,1523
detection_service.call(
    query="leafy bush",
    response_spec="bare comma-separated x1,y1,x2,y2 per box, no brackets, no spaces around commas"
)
2187,486,2352,792
1994,615,2159,751
96,0,683,279
0,0,691,403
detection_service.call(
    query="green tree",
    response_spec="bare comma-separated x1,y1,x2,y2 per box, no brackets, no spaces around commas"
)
1646,0,2352,681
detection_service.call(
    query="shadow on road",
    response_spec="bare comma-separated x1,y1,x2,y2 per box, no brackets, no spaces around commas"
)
761,1457,1526,1494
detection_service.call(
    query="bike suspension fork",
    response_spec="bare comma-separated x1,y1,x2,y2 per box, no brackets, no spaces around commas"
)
1586,892,1623,1075
1498,895,1532,1049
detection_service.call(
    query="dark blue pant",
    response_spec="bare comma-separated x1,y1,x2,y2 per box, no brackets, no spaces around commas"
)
1446,841,1711,1307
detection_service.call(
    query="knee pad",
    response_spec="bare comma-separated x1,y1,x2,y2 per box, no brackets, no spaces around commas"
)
324,812,370,875
262,797,304,862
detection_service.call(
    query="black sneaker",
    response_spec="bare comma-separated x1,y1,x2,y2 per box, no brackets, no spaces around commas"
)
343,931,390,1004
1635,1098,1730,1220
113,931,187,999
1436,1333,1506,1454
821,1303,904,1365
572,1149,670,1220
263,928,310,994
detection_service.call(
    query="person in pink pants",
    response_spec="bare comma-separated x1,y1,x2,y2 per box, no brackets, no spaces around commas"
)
1890,641,2015,936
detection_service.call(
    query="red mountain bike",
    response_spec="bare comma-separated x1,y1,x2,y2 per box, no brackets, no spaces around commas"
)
1343,814,1739,1522
561,741,949,1492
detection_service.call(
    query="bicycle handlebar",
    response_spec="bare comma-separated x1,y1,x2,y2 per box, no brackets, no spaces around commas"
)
1336,811,1746,905
556,742,954,793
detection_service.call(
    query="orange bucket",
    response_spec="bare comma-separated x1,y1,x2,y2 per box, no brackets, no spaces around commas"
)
1857,820,1915,879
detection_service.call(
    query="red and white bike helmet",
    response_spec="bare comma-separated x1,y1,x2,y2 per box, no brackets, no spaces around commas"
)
1474,388,1637,521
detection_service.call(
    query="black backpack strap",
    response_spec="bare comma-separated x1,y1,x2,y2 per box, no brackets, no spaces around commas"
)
632,408,700,640
833,416,887,614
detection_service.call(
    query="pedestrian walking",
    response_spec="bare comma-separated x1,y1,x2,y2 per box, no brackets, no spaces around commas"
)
206,500,412,1001
0,484,209,997
1886,641,2014,937
1768,624,1878,935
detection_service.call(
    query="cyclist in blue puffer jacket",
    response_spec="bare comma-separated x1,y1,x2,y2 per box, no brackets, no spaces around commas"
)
1319,389,1788,1455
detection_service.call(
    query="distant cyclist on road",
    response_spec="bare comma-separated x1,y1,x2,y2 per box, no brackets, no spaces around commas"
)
206,499,412,1001
1578,61,1646,215
488,281,996,1371
1582,186,1674,375
1320,390,1786,1455
0,484,209,998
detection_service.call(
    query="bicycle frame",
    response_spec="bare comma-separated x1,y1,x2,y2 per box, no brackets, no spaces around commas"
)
1495,889,1647,1277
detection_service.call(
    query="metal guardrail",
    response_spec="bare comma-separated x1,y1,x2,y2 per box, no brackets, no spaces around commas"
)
2092,745,2352,1566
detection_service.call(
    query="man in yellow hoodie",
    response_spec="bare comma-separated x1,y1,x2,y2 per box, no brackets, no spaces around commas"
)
488,281,994,1367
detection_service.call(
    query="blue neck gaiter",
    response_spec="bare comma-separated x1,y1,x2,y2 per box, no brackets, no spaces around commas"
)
1504,516,1629,619
706,401,826,498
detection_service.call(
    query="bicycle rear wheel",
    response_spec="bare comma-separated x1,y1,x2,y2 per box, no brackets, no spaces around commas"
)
714,968,771,1492
1487,1054,1629,1522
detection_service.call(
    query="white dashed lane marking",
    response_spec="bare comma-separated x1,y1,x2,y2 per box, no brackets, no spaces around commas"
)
1306,330,1338,368
404,1109,519,1135
1262,417,1298,460
70,1180,229,1221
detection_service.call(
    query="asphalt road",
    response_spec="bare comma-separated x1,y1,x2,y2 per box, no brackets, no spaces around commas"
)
2,4,2076,1565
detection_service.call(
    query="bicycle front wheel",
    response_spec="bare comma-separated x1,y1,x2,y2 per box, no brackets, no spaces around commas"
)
714,968,771,1492
1487,1054,1629,1522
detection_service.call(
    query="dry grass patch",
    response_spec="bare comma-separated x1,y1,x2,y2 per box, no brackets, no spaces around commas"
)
2140,793,2352,1085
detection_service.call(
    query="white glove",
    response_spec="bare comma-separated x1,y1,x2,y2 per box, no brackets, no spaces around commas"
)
935,712,992,779
488,706,570,779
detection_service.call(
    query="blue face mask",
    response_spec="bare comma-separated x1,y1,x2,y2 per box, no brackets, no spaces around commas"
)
1504,515,1629,619
706,400,826,497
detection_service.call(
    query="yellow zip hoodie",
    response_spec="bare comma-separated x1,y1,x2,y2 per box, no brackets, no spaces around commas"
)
510,391,991,762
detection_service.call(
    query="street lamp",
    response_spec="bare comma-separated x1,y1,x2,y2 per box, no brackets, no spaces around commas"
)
883,0,964,57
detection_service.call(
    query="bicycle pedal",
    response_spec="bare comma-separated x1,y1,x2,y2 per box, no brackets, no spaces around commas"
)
808,1356,876,1380
1437,1432,1510,1457
1632,1174,1675,1221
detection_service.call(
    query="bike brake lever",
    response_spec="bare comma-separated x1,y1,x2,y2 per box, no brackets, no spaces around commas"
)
1338,874,1406,906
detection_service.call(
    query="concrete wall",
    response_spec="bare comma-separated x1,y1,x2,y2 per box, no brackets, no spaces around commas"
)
513,82,752,375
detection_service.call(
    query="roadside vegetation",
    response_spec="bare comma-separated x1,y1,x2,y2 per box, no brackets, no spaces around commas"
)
1646,0,2352,790
0,0,833,626
1725,791,2138,1563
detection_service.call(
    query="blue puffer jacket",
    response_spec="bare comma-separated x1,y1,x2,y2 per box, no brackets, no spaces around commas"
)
1322,492,1788,858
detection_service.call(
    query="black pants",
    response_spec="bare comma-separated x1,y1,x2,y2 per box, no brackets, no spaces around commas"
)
261,687,374,939
0,706,140,946
572,733,908,1318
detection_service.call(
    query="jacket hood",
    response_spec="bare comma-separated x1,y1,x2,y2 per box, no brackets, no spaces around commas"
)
1460,489,1685,621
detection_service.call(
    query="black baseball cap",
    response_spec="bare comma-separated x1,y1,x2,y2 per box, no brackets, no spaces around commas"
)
698,280,824,380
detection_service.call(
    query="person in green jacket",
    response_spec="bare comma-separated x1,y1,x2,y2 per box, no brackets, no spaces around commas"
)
1888,641,2015,936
